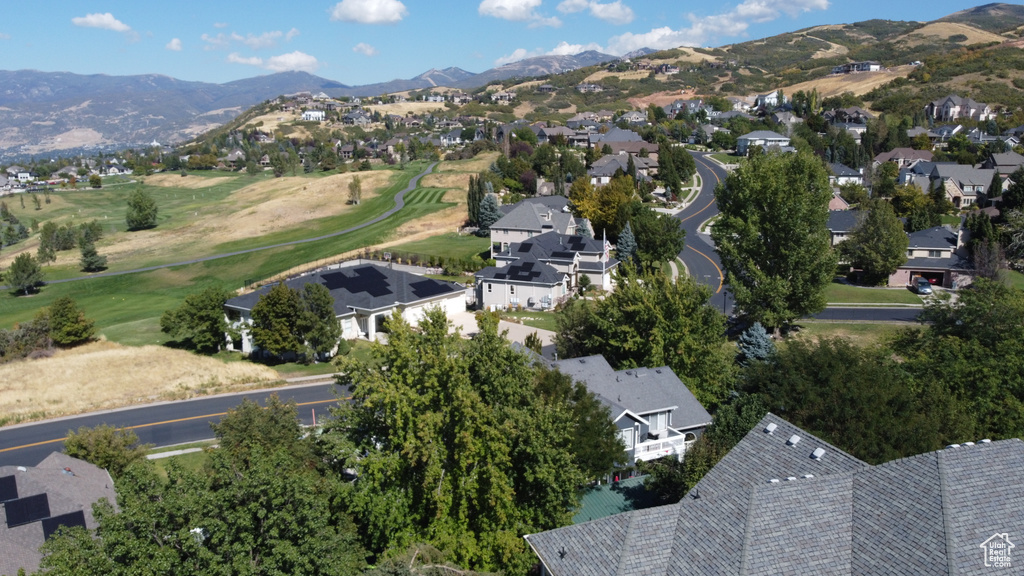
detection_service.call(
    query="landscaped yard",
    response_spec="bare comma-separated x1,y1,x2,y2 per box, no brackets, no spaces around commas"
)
788,321,904,348
388,232,490,262
502,310,558,332
1007,270,1024,290
825,282,923,305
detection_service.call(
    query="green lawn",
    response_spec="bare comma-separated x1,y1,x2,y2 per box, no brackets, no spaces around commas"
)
1007,270,1024,291
825,282,923,305
787,321,904,348
941,214,962,225
710,153,740,165
503,311,558,332
0,166,453,346
389,232,490,262
151,446,214,479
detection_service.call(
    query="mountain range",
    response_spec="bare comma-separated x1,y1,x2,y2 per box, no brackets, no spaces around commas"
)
0,50,618,158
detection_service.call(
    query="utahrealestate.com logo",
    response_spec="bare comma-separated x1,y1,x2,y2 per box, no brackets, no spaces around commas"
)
980,533,1014,568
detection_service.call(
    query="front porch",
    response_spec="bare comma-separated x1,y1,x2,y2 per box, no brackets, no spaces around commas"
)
633,429,697,463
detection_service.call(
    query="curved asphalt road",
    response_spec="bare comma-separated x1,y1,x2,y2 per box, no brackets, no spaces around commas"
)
676,152,732,313
0,162,438,290
0,382,345,467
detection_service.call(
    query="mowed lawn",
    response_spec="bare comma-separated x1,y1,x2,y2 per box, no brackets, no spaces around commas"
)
0,166,455,346
824,281,923,305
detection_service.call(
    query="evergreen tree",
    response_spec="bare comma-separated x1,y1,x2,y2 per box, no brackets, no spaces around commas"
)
125,188,158,230
46,296,95,347
6,253,42,295
79,239,108,272
1003,167,1024,212
736,322,774,366
477,194,501,232
616,221,638,264
576,218,592,238
348,175,362,204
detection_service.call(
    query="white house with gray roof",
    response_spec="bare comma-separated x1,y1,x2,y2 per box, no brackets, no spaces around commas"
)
735,130,791,155
493,231,618,292
225,262,466,355
551,355,711,465
526,413,1024,576
475,256,570,311
489,196,581,256
888,225,972,289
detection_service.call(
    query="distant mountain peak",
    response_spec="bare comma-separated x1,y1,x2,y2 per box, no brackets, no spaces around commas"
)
621,48,657,59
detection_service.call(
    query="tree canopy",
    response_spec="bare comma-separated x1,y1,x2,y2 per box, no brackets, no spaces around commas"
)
250,282,304,358
125,188,158,231
47,296,95,347
711,151,836,330
6,252,43,295
160,286,233,354
839,201,909,285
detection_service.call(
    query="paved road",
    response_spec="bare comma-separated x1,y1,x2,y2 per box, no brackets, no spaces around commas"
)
676,152,733,313
0,382,344,468
0,162,438,290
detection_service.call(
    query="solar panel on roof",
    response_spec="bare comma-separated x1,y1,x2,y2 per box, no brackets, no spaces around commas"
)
42,511,87,540
0,476,16,503
409,279,455,299
5,493,50,528
321,267,393,298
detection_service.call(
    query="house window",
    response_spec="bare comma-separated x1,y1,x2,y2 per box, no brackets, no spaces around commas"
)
619,428,634,450
486,283,493,293
509,284,516,296
928,250,942,257
648,412,667,433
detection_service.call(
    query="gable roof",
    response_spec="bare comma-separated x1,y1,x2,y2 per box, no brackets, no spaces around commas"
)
226,264,463,315
527,414,1024,576
476,256,565,286
491,196,576,234
827,209,861,233
551,355,712,431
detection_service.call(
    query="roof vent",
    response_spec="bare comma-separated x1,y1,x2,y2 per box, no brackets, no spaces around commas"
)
811,447,826,460
802,474,815,479
785,476,797,481
946,444,961,449
963,441,975,446
578,358,586,364
768,478,780,484
787,435,801,446
16,467,26,472
981,439,992,444
764,423,778,435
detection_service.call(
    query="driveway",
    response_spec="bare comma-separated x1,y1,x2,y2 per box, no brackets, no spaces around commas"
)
449,311,557,359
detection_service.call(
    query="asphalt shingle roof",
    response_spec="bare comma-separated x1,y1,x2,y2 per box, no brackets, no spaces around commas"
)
476,256,565,285
226,264,463,314
491,197,576,233
527,415,1024,576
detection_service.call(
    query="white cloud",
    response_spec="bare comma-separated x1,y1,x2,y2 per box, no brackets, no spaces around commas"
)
605,0,828,54
330,0,408,24
265,51,320,73
479,0,561,27
286,28,300,41
166,38,182,51
213,22,229,28
0,33,10,40
557,0,633,24
201,33,230,50
231,31,283,49
495,48,539,66
71,12,131,32
353,42,378,56
228,51,321,73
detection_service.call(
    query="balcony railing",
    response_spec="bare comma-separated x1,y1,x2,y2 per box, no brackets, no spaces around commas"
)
633,431,696,463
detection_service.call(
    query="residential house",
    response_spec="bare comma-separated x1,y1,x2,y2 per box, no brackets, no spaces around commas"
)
982,151,1024,178
301,110,326,122
225,262,466,353
490,91,516,103
602,140,658,158
589,127,644,149
527,413,1024,576
450,92,472,105
575,83,604,93
223,149,246,166
439,129,463,147
873,147,933,169
475,256,569,312
492,231,617,291
735,130,790,155
929,164,996,208
536,84,556,93
537,126,576,145
826,209,860,245
551,355,712,465
617,111,647,125
655,63,679,75
0,453,118,576
342,110,372,126
753,90,784,109
831,61,881,74
828,162,863,186
925,94,995,122
770,110,801,129
889,225,971,289
489,196,580,255
824,106,874,125
588,153,657,185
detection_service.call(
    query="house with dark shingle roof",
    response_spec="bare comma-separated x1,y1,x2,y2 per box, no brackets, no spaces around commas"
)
1,453,117,576
493,231,618,292
929,164,996,208
489,196,582,256
475,256,570,311
735,130,790,155
225,262,466,353
552,355,711,466
526,413,1024,576
888,225,972,289
827,209,861,246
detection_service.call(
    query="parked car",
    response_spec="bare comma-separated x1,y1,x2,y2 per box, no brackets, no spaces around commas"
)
914,276,933,295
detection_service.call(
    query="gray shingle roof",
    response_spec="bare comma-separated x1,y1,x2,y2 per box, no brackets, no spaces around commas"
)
476,256,565,285
551,355,712,431
827,210,861,233
908,226,957,250
527,415,1024,576
226,264,463,314
491,197,576,233
0,453,116,576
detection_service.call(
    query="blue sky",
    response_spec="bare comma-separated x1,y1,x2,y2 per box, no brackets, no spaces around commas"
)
0,1,1001,86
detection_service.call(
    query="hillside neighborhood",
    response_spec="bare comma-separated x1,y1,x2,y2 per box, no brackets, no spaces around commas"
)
3,3,1024,575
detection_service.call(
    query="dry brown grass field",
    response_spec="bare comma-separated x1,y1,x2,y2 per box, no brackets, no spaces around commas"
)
648,47,719,65
0,341,281,425
363,101,447,116
584,70,653,83
780,65,914,99
896,22,1007,46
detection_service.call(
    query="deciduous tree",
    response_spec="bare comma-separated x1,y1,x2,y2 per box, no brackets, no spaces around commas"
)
160,286,232,354
62,425,150,478
6,253,42,295
712,151,836,331
47,296,95,346
250,282,303,357
125,188,158,230
299,282,341,360
839,200,909,285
